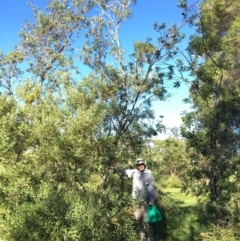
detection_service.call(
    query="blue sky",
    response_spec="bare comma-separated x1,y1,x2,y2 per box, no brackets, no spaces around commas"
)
0,0,196,138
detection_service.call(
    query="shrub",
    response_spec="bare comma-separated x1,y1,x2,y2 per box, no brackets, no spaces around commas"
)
163,174,183,188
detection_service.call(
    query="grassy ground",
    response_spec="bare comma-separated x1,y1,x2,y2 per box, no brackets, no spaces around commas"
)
162,187,197,207
153,187,201,241
154,187,240,241
157,188,240,240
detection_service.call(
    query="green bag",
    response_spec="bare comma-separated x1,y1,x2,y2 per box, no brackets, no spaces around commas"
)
147,205,162,223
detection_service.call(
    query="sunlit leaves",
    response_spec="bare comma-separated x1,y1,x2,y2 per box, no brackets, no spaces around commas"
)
134,41,157,63
180,0,240,207
0,0,194,239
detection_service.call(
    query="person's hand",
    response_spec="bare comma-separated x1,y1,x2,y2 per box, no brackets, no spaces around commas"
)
148,202,154,206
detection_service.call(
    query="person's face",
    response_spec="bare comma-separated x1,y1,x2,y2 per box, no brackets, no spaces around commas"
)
137,163,145,171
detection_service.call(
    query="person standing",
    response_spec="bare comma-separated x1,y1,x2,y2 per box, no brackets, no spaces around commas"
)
116,158,156,241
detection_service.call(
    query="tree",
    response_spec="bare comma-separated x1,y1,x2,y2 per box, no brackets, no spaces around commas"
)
148,137,190,184
0,0,188,239
179,0,240,215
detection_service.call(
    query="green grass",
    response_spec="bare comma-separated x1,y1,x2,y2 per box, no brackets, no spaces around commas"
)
154,187,201,241
158,187,240,241
162,187,197,207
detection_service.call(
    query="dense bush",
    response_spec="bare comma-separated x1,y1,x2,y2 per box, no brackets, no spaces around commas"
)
1,175,140,241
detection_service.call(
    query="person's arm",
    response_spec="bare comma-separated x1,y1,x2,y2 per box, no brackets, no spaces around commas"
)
147,171,156,205
124,169,135,178
114,167,135,178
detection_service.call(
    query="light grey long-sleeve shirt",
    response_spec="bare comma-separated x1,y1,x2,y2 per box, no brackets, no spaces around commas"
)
124,168,156,203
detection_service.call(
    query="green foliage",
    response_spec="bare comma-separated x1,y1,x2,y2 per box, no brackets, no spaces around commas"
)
164,175,183,188
148,137,191,184
155,187,240,241
8,187,137,241
201,224,240,241
4,0,240,240
0,0,188,239
179,0,240,219
155,189,200,241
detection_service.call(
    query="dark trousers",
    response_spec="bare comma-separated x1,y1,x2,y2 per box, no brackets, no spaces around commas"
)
133,204,154,241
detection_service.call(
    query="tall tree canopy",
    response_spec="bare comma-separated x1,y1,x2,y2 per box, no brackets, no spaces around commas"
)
180,0,240,213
